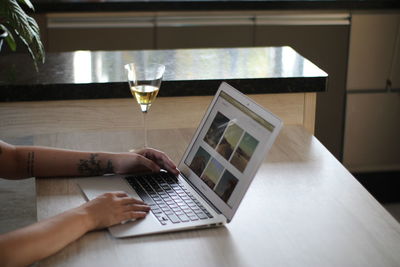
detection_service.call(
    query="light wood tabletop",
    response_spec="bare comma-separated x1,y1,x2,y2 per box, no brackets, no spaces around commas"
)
1,98,400,267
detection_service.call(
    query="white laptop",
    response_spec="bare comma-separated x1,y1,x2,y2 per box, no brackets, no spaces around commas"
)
78,82,283,238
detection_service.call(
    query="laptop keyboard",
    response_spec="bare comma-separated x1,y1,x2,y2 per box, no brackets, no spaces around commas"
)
126,172,213,225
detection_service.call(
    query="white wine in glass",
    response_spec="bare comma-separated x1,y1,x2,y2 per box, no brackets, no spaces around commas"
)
125,63,165,147
130,84,160,113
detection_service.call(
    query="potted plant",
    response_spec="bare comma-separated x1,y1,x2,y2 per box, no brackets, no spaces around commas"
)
0,0,45,69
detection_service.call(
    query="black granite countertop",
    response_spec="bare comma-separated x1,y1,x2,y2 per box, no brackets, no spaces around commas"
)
32,0,400,13
0,47,327,102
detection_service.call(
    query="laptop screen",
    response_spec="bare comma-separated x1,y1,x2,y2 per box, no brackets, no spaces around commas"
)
179,82,282,222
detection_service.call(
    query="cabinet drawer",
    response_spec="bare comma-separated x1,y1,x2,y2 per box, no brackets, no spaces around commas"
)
343,93,400,171
347,14,400,91
47,14,155,52
156,16,254,49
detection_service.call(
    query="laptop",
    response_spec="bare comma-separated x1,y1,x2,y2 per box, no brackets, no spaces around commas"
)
78,82,283,238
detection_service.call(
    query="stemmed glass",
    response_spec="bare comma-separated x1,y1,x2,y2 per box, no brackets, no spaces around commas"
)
125,63,165,147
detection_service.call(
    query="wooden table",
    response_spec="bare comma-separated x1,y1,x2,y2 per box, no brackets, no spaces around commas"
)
1,98,400,266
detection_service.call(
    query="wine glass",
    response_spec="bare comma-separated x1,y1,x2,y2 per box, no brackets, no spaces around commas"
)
125,63,165,148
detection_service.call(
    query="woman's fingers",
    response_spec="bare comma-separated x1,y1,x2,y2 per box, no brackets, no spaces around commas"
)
156,153,179,174
134,154,161,173
113,194,150,221
119,196,146,206
136,148,179,175
122,211,148,221
122,204,150,213
113,191,129,198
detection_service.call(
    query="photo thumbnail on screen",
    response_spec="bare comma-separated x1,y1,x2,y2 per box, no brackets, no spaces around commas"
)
200,158,224,189
216,121,243,161
189,146,211,177
204,112,230,148
230,132,259,172
214,170,239,205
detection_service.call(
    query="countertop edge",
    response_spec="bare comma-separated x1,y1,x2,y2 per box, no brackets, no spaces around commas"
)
0,77,327,102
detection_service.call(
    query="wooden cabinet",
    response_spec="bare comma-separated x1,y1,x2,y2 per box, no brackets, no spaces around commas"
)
255,13,350,160
344,93,400,171
344,12,400,172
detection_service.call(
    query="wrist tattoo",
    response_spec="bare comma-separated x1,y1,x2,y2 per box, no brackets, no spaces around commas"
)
77,153,114,176
105,160,114,174
27,151,35,177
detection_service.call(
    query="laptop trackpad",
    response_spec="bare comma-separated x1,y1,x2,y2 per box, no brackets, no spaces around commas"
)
77,175,139,200
77,176,161,237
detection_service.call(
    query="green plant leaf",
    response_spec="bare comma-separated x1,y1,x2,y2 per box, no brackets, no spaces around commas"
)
0,24,17,51
17,0,34,11
0,0,45,69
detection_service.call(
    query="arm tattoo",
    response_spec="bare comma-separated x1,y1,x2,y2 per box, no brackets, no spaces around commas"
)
105,160,114,174
27,151,35,177
77,153,114,176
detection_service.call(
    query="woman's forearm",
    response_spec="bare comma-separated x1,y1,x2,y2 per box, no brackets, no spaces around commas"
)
0,192,150,267
0,206,92,267
1,140,178,179
14,146,119,178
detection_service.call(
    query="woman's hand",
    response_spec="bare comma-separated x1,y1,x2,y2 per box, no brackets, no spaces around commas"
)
80,192,150,230
114,148,179,175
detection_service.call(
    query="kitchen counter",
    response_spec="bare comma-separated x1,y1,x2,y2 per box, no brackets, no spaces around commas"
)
0,46,327,102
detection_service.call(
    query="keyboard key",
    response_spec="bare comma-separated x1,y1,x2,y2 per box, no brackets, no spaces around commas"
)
166,214,180,224
152,209,163,214
156,215,169,222
204,212,213,218
178,214,190,222
165,200,174,205
184,210,195,216
197,212,208,220
161,207,171,212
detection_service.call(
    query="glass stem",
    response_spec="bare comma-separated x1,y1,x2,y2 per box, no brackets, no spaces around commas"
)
143,111,147,147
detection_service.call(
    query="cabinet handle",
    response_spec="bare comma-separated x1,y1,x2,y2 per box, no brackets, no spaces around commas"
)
156,16,254,27
47,16,154,28
256,14,350,26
